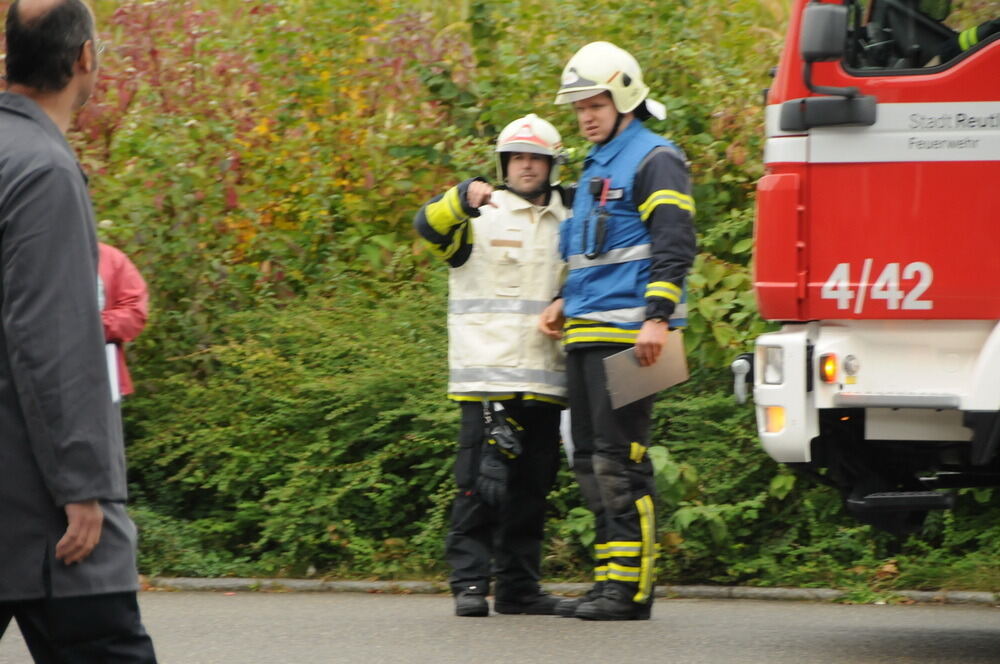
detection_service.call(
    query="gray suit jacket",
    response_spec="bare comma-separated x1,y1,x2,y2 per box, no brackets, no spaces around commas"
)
0,92,138,601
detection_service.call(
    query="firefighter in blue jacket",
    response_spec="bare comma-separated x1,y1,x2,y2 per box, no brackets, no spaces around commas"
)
539,41,697,621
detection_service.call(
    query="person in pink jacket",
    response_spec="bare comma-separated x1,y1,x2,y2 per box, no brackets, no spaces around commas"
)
98,242,149,396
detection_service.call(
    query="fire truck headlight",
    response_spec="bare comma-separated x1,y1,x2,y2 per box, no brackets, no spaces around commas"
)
765,406,786,433
760,346,784,385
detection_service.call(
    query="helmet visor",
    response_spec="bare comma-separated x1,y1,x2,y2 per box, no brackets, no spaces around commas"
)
554,87,608,105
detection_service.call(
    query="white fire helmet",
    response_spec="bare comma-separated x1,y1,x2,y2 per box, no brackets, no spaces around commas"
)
554,41,665,120
495,113,564,186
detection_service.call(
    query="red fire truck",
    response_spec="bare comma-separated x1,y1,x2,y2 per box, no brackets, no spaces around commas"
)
736,0,1000,533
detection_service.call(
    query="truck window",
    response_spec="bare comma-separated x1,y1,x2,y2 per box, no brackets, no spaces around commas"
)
846,0,999,72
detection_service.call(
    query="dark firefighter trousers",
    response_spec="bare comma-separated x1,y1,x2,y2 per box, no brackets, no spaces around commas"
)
567,346,657,605
445,400,561,600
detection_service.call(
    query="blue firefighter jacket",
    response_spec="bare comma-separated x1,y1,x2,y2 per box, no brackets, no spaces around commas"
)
559,119,696,348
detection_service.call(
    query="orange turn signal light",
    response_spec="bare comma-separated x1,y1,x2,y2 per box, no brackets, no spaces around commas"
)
819,353,838,384
765,406,786,433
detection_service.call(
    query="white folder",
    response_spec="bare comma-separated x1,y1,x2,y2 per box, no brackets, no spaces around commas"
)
106,343,120,404
603,330,689,409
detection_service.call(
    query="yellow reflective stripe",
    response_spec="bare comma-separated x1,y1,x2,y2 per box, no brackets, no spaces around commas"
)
641,194,695,220
647,189,696,213
565,334,637,344
645,288,680,302
447,393,516,402
632,495,656,603
594,566,608,582
629,442,647,463
565,334,638,344
564,326,639,345
607,562,642,582
449,393,566,406
605,541,642,557
644,281,681,303
424,220,472,261
960,26,979,51
425,200,453,234
595,543,612,560
638,189,695,221
565,319,640,344
565,325,637,334
425,186,467,235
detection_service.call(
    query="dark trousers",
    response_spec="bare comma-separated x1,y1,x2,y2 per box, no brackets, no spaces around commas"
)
0,592,156,663
445,400,562,600
567,347,657,604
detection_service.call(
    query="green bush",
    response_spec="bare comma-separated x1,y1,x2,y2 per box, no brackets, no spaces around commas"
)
128,271,460,577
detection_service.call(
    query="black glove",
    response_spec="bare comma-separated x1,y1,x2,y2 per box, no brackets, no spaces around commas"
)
475,402,524,508
476,443,510,508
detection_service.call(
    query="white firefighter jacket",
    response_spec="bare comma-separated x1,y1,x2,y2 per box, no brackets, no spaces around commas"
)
414,180,568,403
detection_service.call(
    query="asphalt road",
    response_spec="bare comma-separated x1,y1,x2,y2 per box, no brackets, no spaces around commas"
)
1,592,999,663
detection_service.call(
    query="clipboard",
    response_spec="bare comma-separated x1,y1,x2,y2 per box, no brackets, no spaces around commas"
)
603,330,688,409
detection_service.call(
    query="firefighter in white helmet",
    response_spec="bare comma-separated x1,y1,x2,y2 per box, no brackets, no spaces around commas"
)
540,41,697,621
414,113,570,617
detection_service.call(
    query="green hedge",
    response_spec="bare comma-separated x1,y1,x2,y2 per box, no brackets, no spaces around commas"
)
128,271,456,578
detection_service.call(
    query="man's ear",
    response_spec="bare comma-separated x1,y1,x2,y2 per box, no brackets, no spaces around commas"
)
77,39,96,74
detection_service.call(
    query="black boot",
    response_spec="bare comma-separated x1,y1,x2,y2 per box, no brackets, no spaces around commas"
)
575,583,651,621
555,581,604,617
454,585,489,617
494,591,561,615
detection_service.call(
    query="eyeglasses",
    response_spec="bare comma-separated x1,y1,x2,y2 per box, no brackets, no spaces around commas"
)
79,38,106,57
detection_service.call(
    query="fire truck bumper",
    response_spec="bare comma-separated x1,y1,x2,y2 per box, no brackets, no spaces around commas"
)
752,324,820,463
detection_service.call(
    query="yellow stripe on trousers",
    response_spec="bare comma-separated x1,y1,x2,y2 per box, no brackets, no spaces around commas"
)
633,495,656,603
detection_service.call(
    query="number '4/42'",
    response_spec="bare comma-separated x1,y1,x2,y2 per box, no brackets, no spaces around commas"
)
820,261,933,312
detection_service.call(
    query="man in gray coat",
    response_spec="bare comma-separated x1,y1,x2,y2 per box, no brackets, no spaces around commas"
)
0,0,156,660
